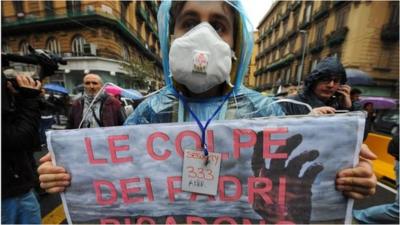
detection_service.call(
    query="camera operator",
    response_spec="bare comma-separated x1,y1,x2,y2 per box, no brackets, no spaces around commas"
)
1,74,42,224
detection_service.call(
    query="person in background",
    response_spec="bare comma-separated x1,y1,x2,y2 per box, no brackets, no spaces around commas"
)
350,88,363,111
38,88,56,147
363,102,376,138
286,83,299,97
281,56,353,115
353,131,399,223
67,73,124,129
2,75,42,224
37,1,377,223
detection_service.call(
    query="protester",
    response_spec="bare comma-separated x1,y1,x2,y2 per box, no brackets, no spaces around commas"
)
38,1,376,223
281,56,353,115
353,132,399,223
2,75,42,224
350,88,363,111
67,73,125,129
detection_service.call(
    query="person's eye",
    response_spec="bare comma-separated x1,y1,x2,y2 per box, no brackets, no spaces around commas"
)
181,19,199,31
210,21,226,35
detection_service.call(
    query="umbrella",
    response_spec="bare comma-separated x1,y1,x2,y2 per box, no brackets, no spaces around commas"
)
104,85,123,96
44,83,69,94
360,96,398,109
104,85,143,100
121,89,143,100
345,68,375,86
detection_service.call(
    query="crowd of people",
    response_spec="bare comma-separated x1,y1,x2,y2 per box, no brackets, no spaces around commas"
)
2,0,397,224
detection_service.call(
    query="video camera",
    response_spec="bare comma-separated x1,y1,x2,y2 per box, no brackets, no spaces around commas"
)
2,45,67,81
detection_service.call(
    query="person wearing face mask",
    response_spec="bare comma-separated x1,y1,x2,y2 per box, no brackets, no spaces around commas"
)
67,73,125,129
37,1,377,223
280,56,353,115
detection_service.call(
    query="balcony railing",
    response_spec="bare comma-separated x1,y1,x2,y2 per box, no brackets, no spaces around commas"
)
381,23,399,42
326,26,349,47
265,54,294,72
291,1,301,11
287,29,297,39
312,5,329,21
309,40,324,54
299,20,311,30
136,6,148,22
333,1,349,8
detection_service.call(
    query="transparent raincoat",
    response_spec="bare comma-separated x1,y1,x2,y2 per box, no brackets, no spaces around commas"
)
124,0,284,125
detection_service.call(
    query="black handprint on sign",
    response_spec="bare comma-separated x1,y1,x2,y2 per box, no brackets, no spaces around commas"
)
251,132,323,224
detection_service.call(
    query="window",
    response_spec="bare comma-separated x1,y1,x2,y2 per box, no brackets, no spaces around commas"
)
335,6,349,29
377,48,390,68
120,1,130,24
292,11,299,31
285,68,291,83
46,38,61,55
71,35,86,56
289,37,296,52
44,1,54,16
279,45,285,57
13,1,24,17
315,21,326,43
66,0,81,15
389,2,399,25
122,44,130,61
282,19,288,36
304,2,313,23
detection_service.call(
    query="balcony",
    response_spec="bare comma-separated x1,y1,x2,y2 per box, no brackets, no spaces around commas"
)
271,21,280,30
265,54,294,72
281,10,290,21
136,6,148,22
312,5,329,21
254,68,263,76
299,20,311,30
291,1,301,11
145,1,158,16
309,40,324,54
326,26,349,47
333,1,349,8
381,23,399,42
287,29,297,39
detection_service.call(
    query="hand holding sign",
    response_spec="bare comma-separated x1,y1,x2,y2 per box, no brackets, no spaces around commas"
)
251,133,323,224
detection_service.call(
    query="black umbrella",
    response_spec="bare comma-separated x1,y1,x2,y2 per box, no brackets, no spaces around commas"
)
345,68,375,86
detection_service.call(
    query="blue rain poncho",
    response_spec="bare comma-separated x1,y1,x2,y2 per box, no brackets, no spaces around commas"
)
125,0,284,125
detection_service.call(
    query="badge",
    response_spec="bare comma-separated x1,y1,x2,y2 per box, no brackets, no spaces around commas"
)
192,50,209,74
182,149,221,196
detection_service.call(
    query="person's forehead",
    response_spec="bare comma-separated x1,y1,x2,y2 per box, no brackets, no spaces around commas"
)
84,75,101,82
178,1,234,22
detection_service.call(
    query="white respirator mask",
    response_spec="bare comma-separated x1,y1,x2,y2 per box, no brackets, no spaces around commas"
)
169,22,235,94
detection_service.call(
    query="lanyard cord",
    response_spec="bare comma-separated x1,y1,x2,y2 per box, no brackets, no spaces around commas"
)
174,89,233,156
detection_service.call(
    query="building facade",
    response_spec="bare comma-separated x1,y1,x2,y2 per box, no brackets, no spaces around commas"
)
255,0,399,97
244,31,258,88
2,0,164,93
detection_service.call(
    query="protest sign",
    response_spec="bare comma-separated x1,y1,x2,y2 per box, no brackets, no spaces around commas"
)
47,112,365,224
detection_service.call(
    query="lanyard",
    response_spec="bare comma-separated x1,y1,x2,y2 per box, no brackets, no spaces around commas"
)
174,89,233,157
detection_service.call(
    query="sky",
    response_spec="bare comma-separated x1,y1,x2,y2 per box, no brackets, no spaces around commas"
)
241,0,275,30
